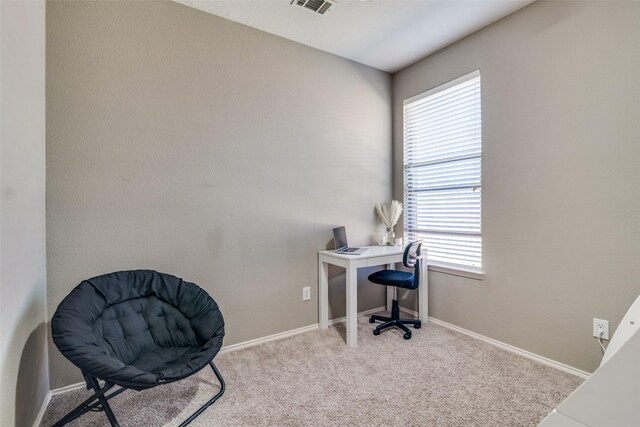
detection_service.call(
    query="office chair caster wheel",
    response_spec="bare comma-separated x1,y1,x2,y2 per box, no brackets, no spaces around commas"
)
403,332,411,340
414,322,421,329
373,329,380,336
369,317,376,324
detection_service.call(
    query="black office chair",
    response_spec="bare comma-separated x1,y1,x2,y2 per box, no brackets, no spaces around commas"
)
368,240,423,340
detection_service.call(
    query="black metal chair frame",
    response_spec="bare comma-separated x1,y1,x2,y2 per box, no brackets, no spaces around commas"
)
53,361,225,427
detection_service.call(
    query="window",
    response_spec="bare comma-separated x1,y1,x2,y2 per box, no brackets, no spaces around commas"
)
403,70,482,271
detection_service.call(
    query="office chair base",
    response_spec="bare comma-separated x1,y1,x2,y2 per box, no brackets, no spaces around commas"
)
370,299,421,340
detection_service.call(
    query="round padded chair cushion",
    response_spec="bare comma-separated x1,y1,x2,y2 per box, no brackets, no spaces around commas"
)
52,270,225,390
368,270,416,290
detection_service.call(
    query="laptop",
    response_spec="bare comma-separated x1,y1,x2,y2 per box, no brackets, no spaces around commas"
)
332,226,369,255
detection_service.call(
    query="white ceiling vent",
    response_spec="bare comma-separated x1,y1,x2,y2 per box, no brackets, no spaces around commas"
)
291,0,335,15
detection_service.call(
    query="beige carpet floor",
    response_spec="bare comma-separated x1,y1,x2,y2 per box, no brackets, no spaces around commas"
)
41,315,582,427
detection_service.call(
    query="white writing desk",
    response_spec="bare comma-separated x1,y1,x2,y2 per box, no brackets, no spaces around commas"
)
318,245,428,347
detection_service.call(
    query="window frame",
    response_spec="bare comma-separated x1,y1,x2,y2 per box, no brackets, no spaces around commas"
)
403,70,484,279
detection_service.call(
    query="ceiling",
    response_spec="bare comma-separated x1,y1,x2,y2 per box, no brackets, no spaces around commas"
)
174,0,534,73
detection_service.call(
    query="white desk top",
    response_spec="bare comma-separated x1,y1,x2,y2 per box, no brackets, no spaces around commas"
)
319,245,404,261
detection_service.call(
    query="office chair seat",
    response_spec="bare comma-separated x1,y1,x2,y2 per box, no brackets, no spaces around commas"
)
369,240,423,340
368,270,416,289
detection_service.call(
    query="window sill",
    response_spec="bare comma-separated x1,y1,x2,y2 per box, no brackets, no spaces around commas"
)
427,262,484,280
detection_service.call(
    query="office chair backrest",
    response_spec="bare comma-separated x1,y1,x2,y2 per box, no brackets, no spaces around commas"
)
403,240,423,289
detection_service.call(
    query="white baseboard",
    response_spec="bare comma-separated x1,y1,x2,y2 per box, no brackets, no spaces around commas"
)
219,305,384,353
327,306,385,327
37,379,87,426
399,307,591,380
219,324,319,354
50,380,86,396
46,306,387,398
32,392,51,427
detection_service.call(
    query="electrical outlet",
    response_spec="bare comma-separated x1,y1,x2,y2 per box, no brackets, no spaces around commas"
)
302,286,311,301
593,318,610,340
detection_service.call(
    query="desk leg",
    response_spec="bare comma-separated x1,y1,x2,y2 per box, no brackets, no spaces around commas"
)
386,263,395,312
418,258,428,323
319,258,329,330
346,265,358,347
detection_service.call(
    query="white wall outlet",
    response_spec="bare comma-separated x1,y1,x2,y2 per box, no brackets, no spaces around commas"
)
302,286,311,301
593,318,610,340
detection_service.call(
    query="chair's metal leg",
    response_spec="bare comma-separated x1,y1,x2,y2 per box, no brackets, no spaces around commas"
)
396,322,411,334
376,320,397,332
86,375,120,427
375,319,412,334
178,361,226,427
370,314,392,323
83,385,128,413
52,381,116,426
54,362,223,427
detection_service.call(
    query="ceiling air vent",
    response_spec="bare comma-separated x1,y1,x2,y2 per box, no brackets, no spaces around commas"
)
291,0,335,15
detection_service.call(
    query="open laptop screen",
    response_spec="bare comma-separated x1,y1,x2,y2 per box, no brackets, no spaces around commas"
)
332,226,348,251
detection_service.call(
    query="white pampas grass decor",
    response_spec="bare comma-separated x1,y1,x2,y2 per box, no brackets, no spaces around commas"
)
375,200,403,229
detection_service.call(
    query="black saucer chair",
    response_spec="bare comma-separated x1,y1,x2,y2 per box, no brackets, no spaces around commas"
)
369,240,423,340
51,270,225,427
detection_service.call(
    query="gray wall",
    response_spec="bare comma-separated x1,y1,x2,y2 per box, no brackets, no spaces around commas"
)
0,1,49,426
47,1,391,389
393,0,640,373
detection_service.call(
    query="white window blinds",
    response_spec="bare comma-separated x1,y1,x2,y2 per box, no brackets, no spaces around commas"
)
403,70,482,270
